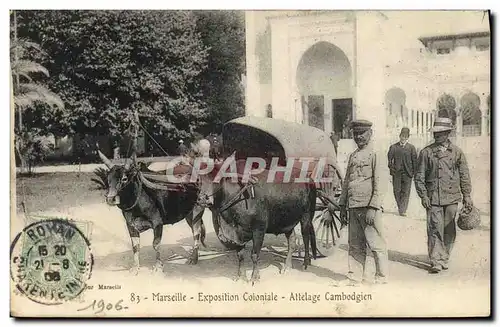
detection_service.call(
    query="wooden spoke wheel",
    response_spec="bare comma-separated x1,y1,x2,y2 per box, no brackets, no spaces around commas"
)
293,164,347,258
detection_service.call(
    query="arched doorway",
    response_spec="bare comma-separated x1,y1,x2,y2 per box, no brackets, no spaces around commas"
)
296,42,352,138
385,87,407,130
460,92,481,137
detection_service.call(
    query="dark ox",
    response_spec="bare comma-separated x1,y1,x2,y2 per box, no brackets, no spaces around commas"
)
97,150,206,275
206,159,319,285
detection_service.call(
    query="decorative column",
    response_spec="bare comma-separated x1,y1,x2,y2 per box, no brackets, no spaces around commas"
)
270,19,292,121
456,115,463,137
454,95,462,137
355,12,386,148
244,11,262,117
408,109,413,131
417,111,421,135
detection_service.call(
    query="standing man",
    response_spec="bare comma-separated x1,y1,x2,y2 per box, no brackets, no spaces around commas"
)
178,139,188,156
414,117,472,274
339,120,388,285
387,127,418,216
330,131,339,155
112,140,121,160
266,104,273,118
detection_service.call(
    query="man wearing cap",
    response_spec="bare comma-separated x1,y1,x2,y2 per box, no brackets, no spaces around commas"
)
414,117,472,274
387,127,418,216
339,120,388,285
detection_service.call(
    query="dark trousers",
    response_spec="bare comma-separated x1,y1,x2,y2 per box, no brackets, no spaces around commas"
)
427,204,458,268
392,171,412,215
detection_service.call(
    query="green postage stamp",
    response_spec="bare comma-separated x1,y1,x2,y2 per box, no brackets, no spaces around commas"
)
10,219,94,305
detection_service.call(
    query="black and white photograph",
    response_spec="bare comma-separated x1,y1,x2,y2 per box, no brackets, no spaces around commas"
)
9,9,491,317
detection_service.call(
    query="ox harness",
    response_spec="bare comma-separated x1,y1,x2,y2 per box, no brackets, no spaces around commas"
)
119,175,143,212
123,161,258,216
143,173,257,215
216,178,257,213
116,169,200,212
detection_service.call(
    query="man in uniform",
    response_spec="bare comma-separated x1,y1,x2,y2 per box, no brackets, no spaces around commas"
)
414,117,472,273
387,127,418,216
339,120,388,285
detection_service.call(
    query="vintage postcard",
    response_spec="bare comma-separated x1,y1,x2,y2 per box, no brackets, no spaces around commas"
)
10,10,490,317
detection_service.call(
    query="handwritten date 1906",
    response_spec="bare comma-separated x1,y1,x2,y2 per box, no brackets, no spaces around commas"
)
77,299,128,314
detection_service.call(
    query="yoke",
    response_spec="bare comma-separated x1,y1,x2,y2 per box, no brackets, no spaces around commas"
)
140,171,199,193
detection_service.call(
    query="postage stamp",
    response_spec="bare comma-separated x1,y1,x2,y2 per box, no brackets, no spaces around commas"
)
10,219,94,305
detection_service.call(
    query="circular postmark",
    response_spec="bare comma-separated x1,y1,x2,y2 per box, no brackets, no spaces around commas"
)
10,219,94,305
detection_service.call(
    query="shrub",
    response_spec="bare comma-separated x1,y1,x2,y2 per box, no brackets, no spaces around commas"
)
91,167,109,190
16,133,54,175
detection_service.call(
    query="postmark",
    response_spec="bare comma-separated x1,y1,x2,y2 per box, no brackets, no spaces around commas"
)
10,219,94,305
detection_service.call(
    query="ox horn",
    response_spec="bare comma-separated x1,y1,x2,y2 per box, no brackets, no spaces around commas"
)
97,149,114,169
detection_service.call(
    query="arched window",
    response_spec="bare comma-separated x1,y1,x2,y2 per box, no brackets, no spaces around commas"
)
385,87,406,129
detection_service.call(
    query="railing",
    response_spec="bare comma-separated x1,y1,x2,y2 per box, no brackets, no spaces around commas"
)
462,125,481,137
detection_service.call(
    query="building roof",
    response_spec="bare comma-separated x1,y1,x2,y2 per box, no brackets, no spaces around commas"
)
418,31,490,47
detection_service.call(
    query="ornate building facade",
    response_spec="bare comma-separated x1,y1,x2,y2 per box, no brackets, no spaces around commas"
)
244,10,490,159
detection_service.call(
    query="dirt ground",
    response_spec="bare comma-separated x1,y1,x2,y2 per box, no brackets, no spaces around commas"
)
11,173,491,318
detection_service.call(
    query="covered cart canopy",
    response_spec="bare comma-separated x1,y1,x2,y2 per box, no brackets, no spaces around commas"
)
222,116,337,166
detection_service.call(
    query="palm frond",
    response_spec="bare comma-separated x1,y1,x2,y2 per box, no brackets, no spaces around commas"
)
10,38,45,56
12,60,49,78
91,167,109,190
16,72,33,83
15,83,65,110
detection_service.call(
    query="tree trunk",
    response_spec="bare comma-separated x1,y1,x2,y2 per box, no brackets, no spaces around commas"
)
13,10,27,173
15,138,27,174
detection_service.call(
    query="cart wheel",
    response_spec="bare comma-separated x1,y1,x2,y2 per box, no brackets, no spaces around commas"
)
293,164,344,258
312,208,345,257
314,209,334,248
292,209,346,259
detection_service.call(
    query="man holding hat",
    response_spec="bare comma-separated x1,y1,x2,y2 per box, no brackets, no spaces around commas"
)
339,120,388,285
414,117,472,273
387,127,418,216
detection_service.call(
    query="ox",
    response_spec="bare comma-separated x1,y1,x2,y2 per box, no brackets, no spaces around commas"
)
97,150,206,275
206,159,319,285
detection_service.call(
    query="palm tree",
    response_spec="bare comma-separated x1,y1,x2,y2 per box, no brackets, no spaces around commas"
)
11,54,65,112
11,10,65,172
11,33,65,127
